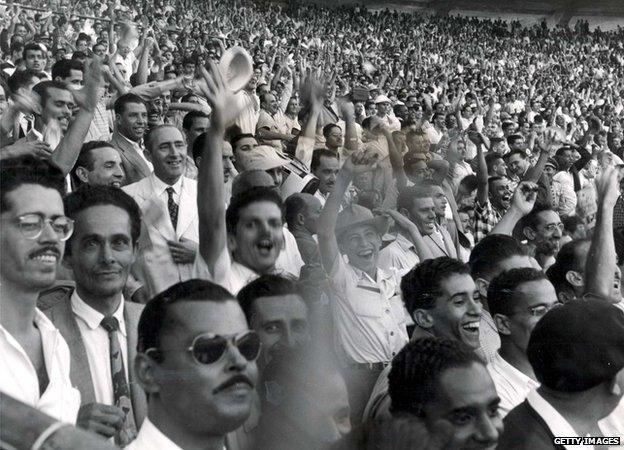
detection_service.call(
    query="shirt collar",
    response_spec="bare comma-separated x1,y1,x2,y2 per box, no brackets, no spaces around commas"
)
151,172,184,197
350,262,392,285
119,131,143,150
395,232,415,251
133,418,185,450
526,390,592,450
71,290,126,337
492,352,539,390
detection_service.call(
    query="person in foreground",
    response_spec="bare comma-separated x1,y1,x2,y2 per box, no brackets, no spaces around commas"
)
128,279,260,450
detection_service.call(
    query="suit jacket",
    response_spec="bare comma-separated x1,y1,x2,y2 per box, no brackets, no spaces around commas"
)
498,400,563,450
109,131,151,186
37,286,147,428
123,174,199,297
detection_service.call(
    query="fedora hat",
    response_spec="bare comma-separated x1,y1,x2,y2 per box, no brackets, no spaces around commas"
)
219,46,253,93
335,204,389,240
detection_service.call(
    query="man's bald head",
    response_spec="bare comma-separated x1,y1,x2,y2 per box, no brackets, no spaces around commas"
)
284,193,323,234
232,170,276,197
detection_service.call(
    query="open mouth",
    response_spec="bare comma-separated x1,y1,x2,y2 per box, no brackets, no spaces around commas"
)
30,251,59,265
256,239,275,256
110,180,122,188
358,249,374,260
167,159,183,168
133,126,145,135
461,321,480,334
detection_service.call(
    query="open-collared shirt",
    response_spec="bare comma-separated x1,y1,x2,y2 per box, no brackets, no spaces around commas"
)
0,308,80,423
488,352,539,417
329,256,409,364
377,232,420,278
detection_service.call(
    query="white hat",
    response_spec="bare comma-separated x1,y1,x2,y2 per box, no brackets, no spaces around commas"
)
374,95,391,104
219,46,253,93
239,146,290,171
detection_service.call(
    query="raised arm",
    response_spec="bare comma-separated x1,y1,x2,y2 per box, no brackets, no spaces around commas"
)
491,181,538,236
383,209,434,262
584,166,619,302
196,63,240,272
471,131,489,205
317,151,378,274
51,57,103,175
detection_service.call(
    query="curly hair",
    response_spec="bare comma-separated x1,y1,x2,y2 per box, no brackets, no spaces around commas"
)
388,337,482,417
401,257,470,315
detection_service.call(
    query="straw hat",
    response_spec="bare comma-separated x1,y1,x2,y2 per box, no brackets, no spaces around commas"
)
219,46,253,93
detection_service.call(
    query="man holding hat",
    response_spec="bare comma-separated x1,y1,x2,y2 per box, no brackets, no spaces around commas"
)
499,300,624,448
317,149,410,423
374,94,400,133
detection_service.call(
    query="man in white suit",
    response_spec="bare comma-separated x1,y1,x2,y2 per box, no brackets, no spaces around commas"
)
123,124,199,298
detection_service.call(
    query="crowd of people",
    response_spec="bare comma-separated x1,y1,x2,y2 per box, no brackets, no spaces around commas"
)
1,0,624,448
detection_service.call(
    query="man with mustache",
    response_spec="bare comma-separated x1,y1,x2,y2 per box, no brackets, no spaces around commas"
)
123,124,199,298
520,207,563,270
0,156,80,423
129,279,260,450
38,185,146,445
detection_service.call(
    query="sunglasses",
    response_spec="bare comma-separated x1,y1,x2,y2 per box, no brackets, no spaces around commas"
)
148,330,261,365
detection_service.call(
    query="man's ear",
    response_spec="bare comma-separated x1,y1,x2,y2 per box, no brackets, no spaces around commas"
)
523,226,536,241
296,212,305,227
413,309,434,329
226,233,237,254
565,270,584,288
557,290,574,304
134,352,160,395
493,313,511,336
74,166,90,183
475,277,489,302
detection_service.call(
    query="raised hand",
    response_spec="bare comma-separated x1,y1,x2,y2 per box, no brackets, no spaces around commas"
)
73,56,104,112
4,139,53,159
198,61,241,130
343,149,379,174
511,181,539,215
595,165,620,209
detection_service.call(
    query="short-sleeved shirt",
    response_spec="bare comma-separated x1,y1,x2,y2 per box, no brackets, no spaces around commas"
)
377,232,420,278
474,198,503,243
329,256,409,364
256,109,283,149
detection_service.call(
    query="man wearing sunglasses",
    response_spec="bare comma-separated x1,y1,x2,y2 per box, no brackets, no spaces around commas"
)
0,156,80,423
485,268,559,417
130,279,260,450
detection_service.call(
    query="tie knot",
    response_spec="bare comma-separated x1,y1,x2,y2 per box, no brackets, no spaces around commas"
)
166,186,175,196
101,316,120,332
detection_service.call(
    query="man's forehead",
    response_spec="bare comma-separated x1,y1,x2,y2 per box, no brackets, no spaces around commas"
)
48,87,73,101
92,146,121,161
319,155,340,168
167,300,248,337
439,273,475,296
437,364,498,409
239,201,282,219
253,294,308,319
152,126,183,143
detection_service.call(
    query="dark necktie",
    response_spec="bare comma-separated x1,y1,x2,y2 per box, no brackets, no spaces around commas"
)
166,186,178,231
100,316,137,446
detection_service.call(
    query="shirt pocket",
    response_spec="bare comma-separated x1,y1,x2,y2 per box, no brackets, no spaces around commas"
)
351,286,384,318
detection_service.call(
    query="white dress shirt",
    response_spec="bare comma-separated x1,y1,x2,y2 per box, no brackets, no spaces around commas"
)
193,246,261,296
0,308,81,423
71,291,128,406
487,352,539,417
125,418,183,450
151,174,183,227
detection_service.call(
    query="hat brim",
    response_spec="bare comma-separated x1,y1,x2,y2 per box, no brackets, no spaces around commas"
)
336,216,389,240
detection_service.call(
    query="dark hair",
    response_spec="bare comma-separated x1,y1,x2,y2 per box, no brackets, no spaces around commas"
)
231,133,256,148
459,174,478,193
0,156,66,213
555,146,575,157
191,132,207,162
401,257,471,315
52,58,84,80
469,234,527,281
113,93,146,116
237,274,302,324
562,215,585,235
322,123,341,140
485,153,504,173
7,69,41,94
506,135,525,148
226,187,283,236
32,80,70,109
311,148,339,172
488,268,547,317
397,185,433,213
23,42,45,59
74,140,116,172
137,279,235,357
388,338,482,417
521,206,556,232
284,193,307,230
546,239,590,295
63,185,141,253
71,51,87,61
182,110,209,131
